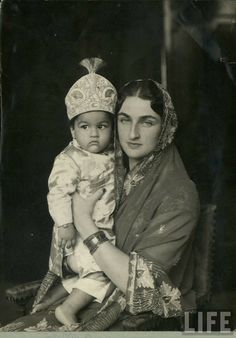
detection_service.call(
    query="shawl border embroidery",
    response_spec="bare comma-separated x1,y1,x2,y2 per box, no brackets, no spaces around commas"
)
127,252,182,317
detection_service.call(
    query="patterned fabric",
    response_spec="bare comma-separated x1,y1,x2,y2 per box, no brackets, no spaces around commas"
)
65,58,117,120
126,253,182,317
1,81,200,331
32,271,59,310
48,139,115,228
48,139,115,277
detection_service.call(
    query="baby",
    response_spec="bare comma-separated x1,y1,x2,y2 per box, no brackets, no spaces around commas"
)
32,58,117,325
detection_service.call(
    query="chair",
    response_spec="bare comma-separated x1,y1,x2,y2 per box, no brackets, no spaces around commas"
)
5,280,41,315
5,203,216,330
194,204,216,308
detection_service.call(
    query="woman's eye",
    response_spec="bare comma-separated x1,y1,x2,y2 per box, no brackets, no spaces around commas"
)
142,121,153,127
119,117,130,124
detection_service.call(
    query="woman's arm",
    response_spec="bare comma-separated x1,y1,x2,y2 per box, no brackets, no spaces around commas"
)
72,191,129,293
93,240,129,293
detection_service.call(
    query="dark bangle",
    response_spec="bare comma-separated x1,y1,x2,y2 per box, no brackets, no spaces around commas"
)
83,231,109,255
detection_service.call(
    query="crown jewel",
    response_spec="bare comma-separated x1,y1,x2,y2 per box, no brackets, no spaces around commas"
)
65,57,117,120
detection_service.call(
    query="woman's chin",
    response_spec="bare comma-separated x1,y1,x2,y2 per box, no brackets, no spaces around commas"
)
121,145,138,157
123,149,148,162
121,143,155,160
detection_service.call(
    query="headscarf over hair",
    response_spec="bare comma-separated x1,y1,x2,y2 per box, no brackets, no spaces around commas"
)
115,80,178,206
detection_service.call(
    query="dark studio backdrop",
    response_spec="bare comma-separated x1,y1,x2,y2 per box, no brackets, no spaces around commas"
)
1,0,236,319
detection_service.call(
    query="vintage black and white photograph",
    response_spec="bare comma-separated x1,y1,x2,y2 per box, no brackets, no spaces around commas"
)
0,0,236,333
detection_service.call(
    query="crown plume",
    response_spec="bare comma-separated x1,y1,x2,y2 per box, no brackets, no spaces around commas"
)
79,57,105,74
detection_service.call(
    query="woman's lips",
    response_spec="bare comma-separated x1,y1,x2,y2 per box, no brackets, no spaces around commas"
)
127,142,142,149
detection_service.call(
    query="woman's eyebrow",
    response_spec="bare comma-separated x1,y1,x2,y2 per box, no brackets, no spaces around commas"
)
118,112,159,121
140,115,158,120
117,112,130,117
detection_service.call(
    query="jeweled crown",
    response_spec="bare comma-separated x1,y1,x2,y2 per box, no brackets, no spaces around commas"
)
65,58,117,120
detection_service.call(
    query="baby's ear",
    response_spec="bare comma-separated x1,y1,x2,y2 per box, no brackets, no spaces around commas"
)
70,127,75,139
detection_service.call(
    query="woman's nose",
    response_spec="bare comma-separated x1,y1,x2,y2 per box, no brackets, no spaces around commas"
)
129,123,140,139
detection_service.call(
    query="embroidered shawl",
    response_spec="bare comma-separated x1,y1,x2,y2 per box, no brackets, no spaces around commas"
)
70,82,200,330
0,82,200,332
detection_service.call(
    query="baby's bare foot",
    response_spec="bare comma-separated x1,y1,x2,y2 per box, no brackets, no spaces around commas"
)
55,305,78,326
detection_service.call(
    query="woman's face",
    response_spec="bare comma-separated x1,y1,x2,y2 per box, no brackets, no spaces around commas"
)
118,96,162,168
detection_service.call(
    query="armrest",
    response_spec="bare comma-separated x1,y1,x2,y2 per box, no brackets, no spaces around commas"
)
5,280,42,304
194,204,216,306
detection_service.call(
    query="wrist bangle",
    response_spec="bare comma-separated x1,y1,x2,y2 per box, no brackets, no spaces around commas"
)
83,231,109,255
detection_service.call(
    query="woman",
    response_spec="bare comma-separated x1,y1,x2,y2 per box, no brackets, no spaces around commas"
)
1,79,199,331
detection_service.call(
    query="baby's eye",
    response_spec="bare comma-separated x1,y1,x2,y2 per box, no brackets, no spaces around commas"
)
80,124,88,129
98,124,107,130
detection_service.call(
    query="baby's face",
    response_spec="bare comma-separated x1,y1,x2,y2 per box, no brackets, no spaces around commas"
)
71,111,113,153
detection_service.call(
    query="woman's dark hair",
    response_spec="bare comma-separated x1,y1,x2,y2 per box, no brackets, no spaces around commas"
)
116,79,164,116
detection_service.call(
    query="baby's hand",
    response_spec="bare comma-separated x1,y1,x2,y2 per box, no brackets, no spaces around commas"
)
58,223,76,249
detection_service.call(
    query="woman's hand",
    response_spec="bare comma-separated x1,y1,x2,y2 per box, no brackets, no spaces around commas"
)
72,189,104,239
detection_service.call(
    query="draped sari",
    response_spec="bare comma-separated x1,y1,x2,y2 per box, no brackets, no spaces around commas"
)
0,82,200,331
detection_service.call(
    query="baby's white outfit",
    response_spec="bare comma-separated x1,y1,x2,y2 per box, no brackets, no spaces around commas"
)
47,139,115,302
